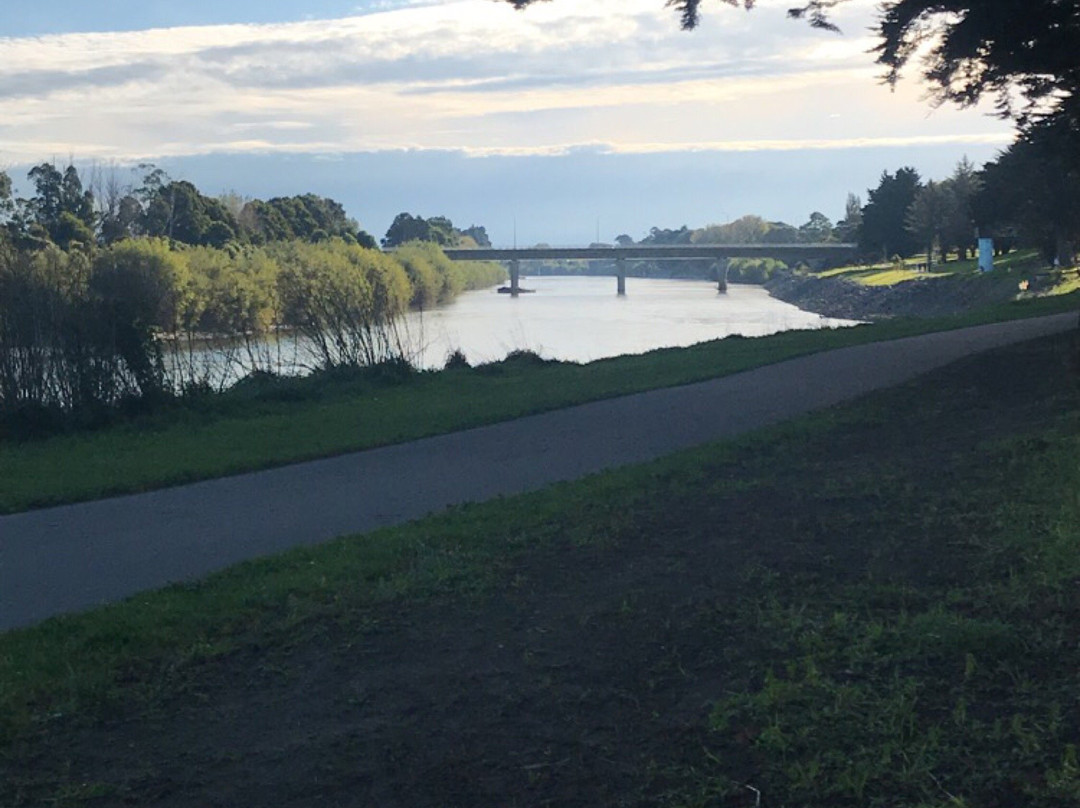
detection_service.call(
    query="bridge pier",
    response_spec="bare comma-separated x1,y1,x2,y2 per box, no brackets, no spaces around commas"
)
509,259,521,297
715,259,729,293
616,256,626,296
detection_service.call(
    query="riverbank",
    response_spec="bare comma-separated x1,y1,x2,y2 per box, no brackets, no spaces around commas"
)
3,328,1077,807
764,256,1073,321
7,313,1072,630
2,293,1077,515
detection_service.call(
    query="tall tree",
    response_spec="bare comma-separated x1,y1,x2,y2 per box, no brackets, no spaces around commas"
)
382,213,461,248
974,116,1080,267
384,213,433,248
60,165,95,230
760,222,800,244
460,225,492,248
141,181,238,248
939,158,981,260
692,215,770,244
27,163,64,233
798,211,834,243
860,167,922,260
641,225,692,245
835,192,863,244
25,163,96,246
0,171,13,224
905,180,950,269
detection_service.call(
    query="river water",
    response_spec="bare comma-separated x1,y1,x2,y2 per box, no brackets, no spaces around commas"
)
172,277,857,386
399,276,857,369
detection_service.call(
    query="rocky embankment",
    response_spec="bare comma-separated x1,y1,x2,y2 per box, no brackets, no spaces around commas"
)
764,268,1035,320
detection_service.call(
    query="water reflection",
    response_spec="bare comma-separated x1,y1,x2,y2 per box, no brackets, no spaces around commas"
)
172,277,859,386
401,276,858,368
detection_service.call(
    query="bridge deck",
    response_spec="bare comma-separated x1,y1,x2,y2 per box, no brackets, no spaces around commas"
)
442,244,856,261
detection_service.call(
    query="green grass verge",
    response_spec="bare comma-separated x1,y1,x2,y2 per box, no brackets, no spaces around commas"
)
856,268,952,285
1049,268,1080,296
692,438,1080,806
2,329,1078,807
818,248,1051,286
1,290,1076,515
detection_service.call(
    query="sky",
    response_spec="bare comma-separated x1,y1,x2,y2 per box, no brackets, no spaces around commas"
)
1,0,1016,244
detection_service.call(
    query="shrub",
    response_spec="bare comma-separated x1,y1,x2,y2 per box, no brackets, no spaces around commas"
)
444,348,470,370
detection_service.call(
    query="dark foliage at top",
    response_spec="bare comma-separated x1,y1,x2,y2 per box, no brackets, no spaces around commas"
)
505,0,1080,120
241,194,376,248
0,164,378,251
382,213,492,249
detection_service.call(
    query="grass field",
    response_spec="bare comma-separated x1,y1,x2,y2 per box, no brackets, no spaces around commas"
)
1,290,1077,515
1,327,1078,806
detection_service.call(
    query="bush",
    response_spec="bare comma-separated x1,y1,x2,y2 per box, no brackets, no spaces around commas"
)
726,257,788,284
273,240,411,369
0,244,164,421
444,348,470,370
0,236,502,436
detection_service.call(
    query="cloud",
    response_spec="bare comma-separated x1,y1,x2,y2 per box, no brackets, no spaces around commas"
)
455,132,1015,158
0,63,167,100
0,0,1013,164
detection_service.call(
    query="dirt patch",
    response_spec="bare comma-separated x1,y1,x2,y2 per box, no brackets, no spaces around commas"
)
4,333,1078,807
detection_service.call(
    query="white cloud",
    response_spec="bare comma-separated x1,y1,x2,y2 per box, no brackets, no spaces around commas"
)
0,0,1013,164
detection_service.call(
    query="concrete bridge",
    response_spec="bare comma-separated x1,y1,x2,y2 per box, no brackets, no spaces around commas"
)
443,243,857,296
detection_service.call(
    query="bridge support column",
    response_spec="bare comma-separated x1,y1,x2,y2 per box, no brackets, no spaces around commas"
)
509,260,520,297
715,259,729,293
616,256,626,296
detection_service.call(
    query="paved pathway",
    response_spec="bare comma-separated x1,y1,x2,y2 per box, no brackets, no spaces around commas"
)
1,313,1075,631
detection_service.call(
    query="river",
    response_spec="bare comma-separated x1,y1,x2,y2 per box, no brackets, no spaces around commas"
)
399,276,857,369
170,277,858,386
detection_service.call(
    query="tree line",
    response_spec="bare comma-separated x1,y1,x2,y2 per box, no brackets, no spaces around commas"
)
0,165,504,434
613,138,1077,275
0,163,380,252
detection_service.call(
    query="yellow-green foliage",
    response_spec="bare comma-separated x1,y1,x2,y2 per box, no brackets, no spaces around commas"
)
394,241,445,308
92,238,193,332
2,236,505,419
90,238,500,340
391,241,505,306
857,268,951,286
455,257,507,291
25,243,93,297
271,240,412,366
727,257,787,283
1049,270,1080,296
87,238,499,341
184,246,279,334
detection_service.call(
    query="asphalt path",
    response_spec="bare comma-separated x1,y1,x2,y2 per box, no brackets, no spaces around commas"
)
1,312,1075,631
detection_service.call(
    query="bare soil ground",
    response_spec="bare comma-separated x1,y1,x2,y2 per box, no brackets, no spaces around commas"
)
4,331,1078,807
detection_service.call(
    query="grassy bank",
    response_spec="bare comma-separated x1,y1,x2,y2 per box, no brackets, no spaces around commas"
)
818,248,1050,285
1,328,1077,806
2,291,1077,515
